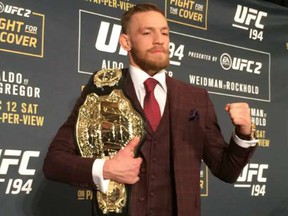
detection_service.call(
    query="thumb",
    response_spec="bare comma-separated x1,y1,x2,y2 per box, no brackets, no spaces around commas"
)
125,137,140,151
124,137,140,157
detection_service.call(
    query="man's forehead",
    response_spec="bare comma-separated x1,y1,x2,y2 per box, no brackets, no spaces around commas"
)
131,11,165,21
129,11,168,29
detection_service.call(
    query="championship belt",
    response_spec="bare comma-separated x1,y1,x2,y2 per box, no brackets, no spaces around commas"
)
75,68,145,215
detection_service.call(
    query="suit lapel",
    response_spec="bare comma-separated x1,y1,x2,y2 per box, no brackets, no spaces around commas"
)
122,68,143,114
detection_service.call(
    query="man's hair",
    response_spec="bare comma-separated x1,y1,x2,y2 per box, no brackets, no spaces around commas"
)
121,3,165,34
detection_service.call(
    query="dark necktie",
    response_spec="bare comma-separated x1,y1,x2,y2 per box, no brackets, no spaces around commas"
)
143,78,161,131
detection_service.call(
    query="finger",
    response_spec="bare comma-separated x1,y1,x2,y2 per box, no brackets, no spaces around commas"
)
225,103,231,112
135,157,143,166
226,103,250,118
130,176,140,184
134,176,140,183
229,102,249,110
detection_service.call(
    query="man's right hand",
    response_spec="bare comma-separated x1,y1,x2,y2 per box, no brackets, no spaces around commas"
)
103,137,142,184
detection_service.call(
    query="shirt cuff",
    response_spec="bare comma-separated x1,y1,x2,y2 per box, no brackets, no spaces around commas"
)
233,131,258,148
92,159,110,193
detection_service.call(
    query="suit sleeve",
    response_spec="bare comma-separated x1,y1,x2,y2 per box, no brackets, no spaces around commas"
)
202,91,256,183
43,75,97,188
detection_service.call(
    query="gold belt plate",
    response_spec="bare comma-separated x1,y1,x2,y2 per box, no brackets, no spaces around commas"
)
76,89,145,213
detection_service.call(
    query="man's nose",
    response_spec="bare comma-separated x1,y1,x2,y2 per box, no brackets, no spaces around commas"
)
153,32,164,45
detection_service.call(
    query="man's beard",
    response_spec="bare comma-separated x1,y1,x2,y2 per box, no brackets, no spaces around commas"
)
130,47,170,73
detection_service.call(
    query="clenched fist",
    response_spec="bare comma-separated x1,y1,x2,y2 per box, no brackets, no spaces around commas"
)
225,102,252,140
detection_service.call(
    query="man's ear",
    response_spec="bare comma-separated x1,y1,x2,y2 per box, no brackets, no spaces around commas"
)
119,34,131,51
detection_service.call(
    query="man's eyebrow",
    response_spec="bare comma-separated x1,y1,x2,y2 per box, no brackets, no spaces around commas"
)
161,26,170,31
141,26,170,31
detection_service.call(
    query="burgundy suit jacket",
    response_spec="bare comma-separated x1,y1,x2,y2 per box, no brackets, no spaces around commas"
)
43,68,256,216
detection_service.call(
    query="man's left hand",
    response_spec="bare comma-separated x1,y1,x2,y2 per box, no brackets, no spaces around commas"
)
225,102,252,140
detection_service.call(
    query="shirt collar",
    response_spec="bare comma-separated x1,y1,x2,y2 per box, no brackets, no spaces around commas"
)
129,65,167,92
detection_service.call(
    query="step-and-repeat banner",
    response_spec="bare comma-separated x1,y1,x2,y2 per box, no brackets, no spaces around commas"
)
1,0,288,215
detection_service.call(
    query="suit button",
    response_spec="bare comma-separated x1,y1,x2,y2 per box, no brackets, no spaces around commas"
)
138,196,145,202
140,167,146,173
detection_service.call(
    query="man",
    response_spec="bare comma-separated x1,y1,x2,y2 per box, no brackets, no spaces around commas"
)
43,3,257,216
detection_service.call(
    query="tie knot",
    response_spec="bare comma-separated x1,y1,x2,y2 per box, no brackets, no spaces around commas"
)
144,78,158,93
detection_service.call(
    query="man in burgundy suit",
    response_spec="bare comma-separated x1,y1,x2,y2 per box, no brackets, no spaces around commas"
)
43,3,258,216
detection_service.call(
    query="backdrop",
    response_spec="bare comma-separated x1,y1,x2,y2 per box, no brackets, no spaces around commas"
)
0,0,288,215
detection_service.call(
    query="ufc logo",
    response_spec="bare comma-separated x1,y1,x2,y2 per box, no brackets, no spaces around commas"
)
234,5,267,29
95,21,127,55
237,163,268,183
0,149,40,175
232,57,262,74
1,3,32,18
220,53,262,74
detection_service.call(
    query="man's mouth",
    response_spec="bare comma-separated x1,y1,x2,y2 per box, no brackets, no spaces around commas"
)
149,47,167,54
